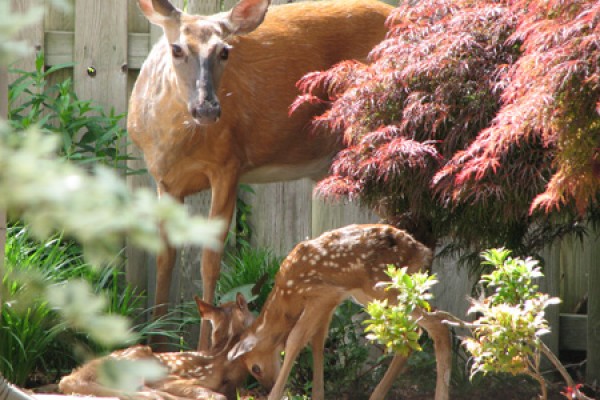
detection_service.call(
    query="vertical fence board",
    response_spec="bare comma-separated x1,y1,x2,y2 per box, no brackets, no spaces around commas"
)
540,244,561,359
559,235,589,313
311,199,378,237
586,232,600,383
249,180,313,255
10,0,44,75
188,0,221,14
73,0,128,113
44,0,73,85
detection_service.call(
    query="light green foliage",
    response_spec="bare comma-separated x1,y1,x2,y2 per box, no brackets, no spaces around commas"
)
0,0,221,389
0,127,224,266
217,245,281,310
363,250,562,399
364,266,437,356
464,249,560,379
97,358,167,392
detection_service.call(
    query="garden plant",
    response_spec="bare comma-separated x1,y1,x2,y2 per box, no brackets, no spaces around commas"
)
365,248,591,400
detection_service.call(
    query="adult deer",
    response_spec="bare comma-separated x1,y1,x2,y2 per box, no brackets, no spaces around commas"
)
228,224,452,400
59,294,254,400
128,0,393,350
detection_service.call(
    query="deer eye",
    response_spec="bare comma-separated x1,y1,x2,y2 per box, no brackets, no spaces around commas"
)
171,44,185,59
219,46,230,61
251,364,262,377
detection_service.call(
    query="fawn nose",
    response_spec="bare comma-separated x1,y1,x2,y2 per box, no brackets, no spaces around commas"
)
190,100,221,124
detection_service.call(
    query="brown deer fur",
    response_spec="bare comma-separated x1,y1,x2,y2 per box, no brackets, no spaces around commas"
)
128,0,393,349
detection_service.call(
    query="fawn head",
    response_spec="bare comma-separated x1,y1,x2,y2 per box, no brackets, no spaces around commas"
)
195,292,254,350
227,328,282,390
137,0,270,125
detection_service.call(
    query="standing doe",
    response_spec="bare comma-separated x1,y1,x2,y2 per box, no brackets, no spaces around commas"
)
128,0,393,349
59,294,254,400
228,224,452,400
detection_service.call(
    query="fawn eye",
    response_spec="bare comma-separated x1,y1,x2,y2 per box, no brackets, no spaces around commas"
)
171,44,185,59
219,46,230,61
251,364,262,376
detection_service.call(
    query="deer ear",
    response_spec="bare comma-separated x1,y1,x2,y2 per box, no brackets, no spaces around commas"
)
195,295,219,320
236,292,248,311
228,334,258,360
224,0,270,35
138,0,181,26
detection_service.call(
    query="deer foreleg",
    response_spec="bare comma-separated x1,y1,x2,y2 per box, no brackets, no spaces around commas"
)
198,170,239,351
415,309,452,400
152,190,182,350
369,354,410,400
268,304,332,400
310,308,336,400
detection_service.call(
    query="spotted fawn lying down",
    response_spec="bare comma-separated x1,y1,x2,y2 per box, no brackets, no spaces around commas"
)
59,294,254,400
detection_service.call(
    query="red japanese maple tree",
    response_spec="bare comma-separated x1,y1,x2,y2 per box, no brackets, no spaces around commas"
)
293,0,600,260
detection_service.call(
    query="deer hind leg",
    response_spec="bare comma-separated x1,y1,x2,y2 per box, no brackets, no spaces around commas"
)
369,353,410,400
268,303,336,400
415,310,452,400
153,380,228,400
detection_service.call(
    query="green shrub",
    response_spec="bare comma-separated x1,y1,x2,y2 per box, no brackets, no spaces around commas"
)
1,225,157,387
217,245,282,311
8,52,133,172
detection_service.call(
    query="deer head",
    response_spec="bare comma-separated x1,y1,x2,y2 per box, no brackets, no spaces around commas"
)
137,0,270,125
228,331,282,390
195,292,254,350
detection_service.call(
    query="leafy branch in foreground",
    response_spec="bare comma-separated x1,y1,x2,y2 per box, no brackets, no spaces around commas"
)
365,249,589,400
364,267,437,356
0,126,224,348
0,126,224,265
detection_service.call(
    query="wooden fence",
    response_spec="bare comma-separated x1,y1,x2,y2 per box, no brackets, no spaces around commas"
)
9,0,600,385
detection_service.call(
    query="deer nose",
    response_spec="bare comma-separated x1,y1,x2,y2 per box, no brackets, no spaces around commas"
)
190,100,221,124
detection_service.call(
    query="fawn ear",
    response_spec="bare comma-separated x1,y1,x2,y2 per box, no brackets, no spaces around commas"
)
236,292,248,311
228,334,257,360
195,295,220,320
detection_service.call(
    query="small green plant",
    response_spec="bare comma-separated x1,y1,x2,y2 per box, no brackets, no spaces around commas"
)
9,52,133,172
364,249,589,400
364,266,438,356
463,249,557,378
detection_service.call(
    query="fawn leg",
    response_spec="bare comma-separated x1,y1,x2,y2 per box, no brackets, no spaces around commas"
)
416,310,452,400
268,303,333,400
310,308,336,400
369,354,409,400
